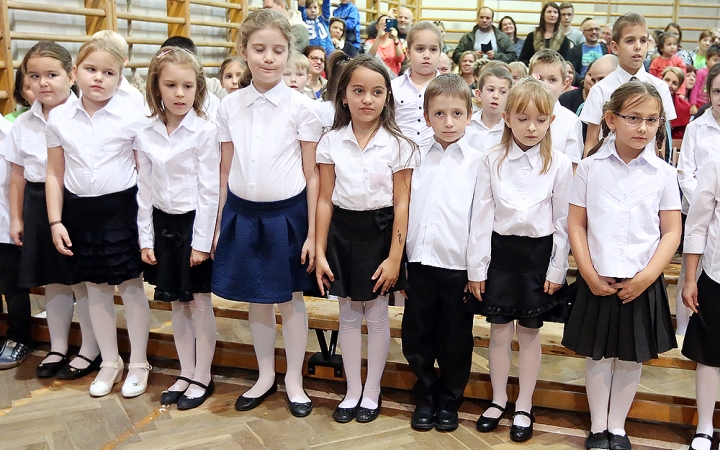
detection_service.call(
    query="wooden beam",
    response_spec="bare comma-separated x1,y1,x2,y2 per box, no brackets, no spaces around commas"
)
226,0,245,51
167,0,191,37
0,0,14,115
84,0,116,35
7,2,106,17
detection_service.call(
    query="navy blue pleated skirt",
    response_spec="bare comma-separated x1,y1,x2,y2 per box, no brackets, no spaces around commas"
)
682,272,720,367
211,189,314,304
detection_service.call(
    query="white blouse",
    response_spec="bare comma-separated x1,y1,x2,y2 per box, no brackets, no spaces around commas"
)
677,109,720,214
391,70,435,149
46,94,147,197
466,110,504,152
316,124,417,211
0,118,14,244
684,157,720,284
216,81,322,202
135,110,220,253
570,134,681,278
468,142,573,284
551,101,583,164
116,77,146,111
406,136,484,270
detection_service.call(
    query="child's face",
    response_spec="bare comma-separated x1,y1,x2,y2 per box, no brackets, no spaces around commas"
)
565,63,575,87
511,70,523,84
282,65,309,92
686,70,696,90
74,50,122,106
306,2,319,19
241,27,289,90
221,61,244,94
662,38,677,57
662,71,680,93
408,29,441,77
308,50,325,76
700,36,713,52
531,62,565,101
159,62,197,121
708,54,720,69
26,56,73,109
330,21,344,40
477,76,510,115
606,96,662,153
437,55,451,74
461,54,475,75
503,101,552,151
424,94,470,148
344,66,387,125
611,24,648,72
711,75,720,117
22,75,36,105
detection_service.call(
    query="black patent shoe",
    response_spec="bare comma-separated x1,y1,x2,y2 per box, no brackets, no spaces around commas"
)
56,354,102,380
160,376,193,405
689,433,713,450
509,410,535,442
333,397,361,423
177,380,215,410
356,397,382,423
609,433,632,450
476,402,506,433
36,352,68,378
235,382,278,411
287,392,313,418
434,408,459,431
585,430,610,449
411,406,436,430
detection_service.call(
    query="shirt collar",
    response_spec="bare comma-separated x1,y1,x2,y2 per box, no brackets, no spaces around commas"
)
246,80,289,107
425,135,472,158
594,133,665,170
73,92,125,118
614,65,648,84
341,122,391,150
398,69,440,92
471,109,504,131
150,108,199,137
507,140,542,167
29,91,78,123
696,108,720,131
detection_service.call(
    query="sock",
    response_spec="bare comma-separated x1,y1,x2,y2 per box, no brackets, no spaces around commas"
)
43,283,74,364
71,283,99,370
244,303,277,398
692,364,719,450
514,324,541,427
607,359,642,436
186,293,217,398
169,301,195,393
484,322,514,419
337,296,364,408
361,295,390,410
586,358,613,433
675,260,691,335
118,277,151,385
278,292,310,403
86,282,120,385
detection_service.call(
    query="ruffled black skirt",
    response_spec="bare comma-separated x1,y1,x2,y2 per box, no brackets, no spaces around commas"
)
143,208,212,302
682,272,720,367
326,206,407,301
63,186,142,285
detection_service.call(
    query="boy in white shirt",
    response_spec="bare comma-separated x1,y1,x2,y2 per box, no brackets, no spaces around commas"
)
282,52,314,101
467,65,512,151
403,74,481,432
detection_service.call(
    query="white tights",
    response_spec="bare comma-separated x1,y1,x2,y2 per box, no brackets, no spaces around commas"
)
585,357,643,436
691,364,719,450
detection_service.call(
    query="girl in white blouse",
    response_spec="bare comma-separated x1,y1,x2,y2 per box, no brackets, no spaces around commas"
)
562,81,681,450
45,38,152,399
135,47,220,410
212,10,322,418
468,78,573,443
315,55,417,424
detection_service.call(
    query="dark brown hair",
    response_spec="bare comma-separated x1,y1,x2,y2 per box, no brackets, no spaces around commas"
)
612,13,647,44
423,74,472,116
146,47,207,123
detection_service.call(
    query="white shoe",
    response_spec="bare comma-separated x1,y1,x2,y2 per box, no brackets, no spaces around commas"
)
89,357,124,397
122,362,152,398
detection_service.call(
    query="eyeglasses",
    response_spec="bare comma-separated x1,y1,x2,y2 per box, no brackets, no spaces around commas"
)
614,112,664,127
309,56,326,63
583,27,601,32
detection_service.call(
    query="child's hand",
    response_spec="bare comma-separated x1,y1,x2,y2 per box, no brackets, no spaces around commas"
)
315,253,334,296
190,249,209,267
611,272,653,304
51,223,73,256
468,281,485,301
301,237,316,272
141,248,157,265
682,279,699,313
544,280,562,295
332,38,340,47
10,219,23,246
372,257,400,296
587,275,618,297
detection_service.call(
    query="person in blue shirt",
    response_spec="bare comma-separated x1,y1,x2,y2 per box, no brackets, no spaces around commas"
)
298,0,335,56
332,0,361,51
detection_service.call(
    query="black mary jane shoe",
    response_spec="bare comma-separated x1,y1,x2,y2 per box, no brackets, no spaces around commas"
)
332,397,361,423
434,408,459,432
608,432,632,450
356,397,382,423
160,376,193,405
287,391,313,418
509,410,535,443
36,352,69,378
476,402,506,433
55,354,102,380
177,380,215,411
235,382,278,411
689,433,713,450
585,430,610,449
410,406,436,430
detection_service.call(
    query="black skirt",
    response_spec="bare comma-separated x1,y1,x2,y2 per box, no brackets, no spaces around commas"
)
562,274,677,363
63,186,142,285
143,208,212,302
18,182,76,288
326,206,408,301
682,272,720,367
467,232,559,329
0,243,24,293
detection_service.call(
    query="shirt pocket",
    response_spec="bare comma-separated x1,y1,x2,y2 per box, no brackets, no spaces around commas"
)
367,161,393,195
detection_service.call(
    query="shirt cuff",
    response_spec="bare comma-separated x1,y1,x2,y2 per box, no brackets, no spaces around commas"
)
191,235,213,254
683,235,707,255
545,265,567,285
139,234,154,250
467,265,488,282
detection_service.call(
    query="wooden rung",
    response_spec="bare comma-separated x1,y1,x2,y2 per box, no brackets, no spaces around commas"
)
189,0,243,10
124,37,170,46
0,61,4,69
193,40,236,48
9,31,92,43
0,91,8,100
419,6,477,11
6,1,105,17
125,60,223,69
116,12,185,25
190,19,241,29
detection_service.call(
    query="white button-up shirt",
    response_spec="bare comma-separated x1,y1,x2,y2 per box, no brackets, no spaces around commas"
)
204,92,220,123
570,134,681,278
551,101,583,164
684,157,720,283
315,101,335,129
466,109,504,152
5,93,78,183
677,108,720,214
135,110,220,253
0,118,14,244
407,136,484,270
391,70,435,149
116,77,146,111
46,95,147,197
580,65,677,124
216,81,322,202
315,124,417,211
468,142,573,284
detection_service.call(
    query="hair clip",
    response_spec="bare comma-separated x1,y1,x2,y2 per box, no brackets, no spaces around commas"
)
156,47,198,60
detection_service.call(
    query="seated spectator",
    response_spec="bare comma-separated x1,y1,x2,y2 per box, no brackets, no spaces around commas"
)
458,51,477,87
665,22,693,66
298,0,334,56
567,18,608,82
499,15,524,58
302,45,328,99
519,2,571,66
691,30,714,69
332,0,360,51
365,15,405,76
663,66,692,139
453,7,517,65
329,17,358,56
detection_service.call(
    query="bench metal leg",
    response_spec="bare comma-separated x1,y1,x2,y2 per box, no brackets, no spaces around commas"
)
307,329,343,378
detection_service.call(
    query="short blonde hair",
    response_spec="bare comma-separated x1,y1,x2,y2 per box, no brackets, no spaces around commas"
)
287,52,310,74
509,61,528,78
91,30,129,60
529,49,567,80
76,38,126,71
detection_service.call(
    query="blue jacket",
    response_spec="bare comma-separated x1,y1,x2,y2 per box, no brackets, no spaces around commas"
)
332,2,360,49
299,1,335,55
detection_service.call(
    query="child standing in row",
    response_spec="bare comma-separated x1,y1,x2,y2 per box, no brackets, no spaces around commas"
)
282,52,313,99
218,56,245,95
562,81,680,450
136,47,219,410
467,66,512,151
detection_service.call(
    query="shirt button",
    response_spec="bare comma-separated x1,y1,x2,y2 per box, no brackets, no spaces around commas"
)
418,106,422,110
248,183,255,188
433,201,438,205
417,132,420,135
417,119,421,122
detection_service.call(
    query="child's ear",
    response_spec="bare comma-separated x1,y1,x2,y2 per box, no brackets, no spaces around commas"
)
69,66,77,85
609,40,619,55
239,47,248,61
473,88,482,101
502,110,510,127
424,110,431,127
604,110,617,131
550,113,557,124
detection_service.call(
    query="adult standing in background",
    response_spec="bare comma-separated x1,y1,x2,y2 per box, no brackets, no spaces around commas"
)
365,15,404,76
559,3,585,47
567,18,608,82
499,16,525,58
519,2,570,66
262,0,309,52
453,7,517,65
397,7,414,42
333,0,361,52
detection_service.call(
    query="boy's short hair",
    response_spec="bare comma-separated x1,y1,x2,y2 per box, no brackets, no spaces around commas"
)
161,36,198,55
423,74,472,117
707,44,720,60
306,0,318,7
662,66,685,86
287,52,310,73
559,2,574,11
477,65,513,91
611,13,647,45
529,49,567,80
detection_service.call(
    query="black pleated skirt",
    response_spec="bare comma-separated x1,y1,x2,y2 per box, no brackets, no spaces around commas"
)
326,206,407,301
682,272,720,367
467,232,559,329
562,274,677,363
143,208,212,302
63,186,142,285
211,189,314,304
18,182,76,288
0,243,24,293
